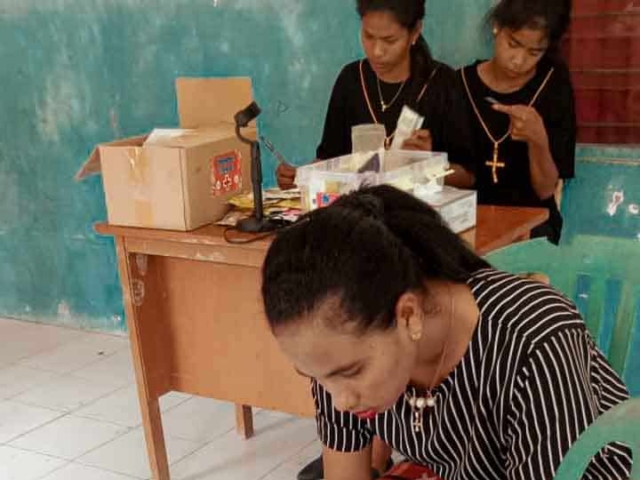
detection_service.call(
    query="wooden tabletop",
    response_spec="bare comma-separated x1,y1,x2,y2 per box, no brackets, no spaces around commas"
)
95,205,549,256
474,205,549,255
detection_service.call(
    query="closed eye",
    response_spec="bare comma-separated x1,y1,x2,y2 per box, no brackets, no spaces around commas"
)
340,366,364,379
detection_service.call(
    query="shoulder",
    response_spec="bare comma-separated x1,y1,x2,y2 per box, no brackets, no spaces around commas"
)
537,57,574,98
542,57,572,83
424,60,457,90
416,61,458,106
469,268,586,352
432,60,455,78
455,60,486,96
457,60,484,78
335,59,363,85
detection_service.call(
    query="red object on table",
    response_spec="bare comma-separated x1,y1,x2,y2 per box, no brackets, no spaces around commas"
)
380,462,442,480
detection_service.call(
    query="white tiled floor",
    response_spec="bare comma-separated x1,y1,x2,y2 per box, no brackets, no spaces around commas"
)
0,318,319,480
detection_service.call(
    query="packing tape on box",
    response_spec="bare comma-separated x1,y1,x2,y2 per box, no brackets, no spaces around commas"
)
127,147,149,185
126,147,154,226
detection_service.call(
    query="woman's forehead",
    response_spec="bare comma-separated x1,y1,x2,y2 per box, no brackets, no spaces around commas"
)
507,26,549,49
276,317,378,371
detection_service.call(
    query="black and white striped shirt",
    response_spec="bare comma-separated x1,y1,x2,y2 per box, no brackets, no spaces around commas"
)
312,269,632,479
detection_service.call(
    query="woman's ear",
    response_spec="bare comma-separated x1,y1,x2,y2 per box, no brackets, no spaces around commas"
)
411,20,424,46
396,292,424,342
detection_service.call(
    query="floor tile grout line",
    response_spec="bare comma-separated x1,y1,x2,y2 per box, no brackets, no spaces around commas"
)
1,442,74,462
0,336,131,377
3,411,71,445
32,460,72,480
6,422,136,464
68,426,135,463
5,402,139,448
0,329,92,366
256,437,319,480
8,375,135,412
0,317,128,339
21,341,132,377
70,460,147,480
0,397,67,414
162,410,308,477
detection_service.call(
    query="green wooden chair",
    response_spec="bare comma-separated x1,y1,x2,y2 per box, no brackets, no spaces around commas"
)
485,235,640,397
553,398,639,479
487,237,639,478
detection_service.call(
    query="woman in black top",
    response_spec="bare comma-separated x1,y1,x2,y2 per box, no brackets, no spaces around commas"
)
262,185,632,480
460,0,576,244
277,0,475,191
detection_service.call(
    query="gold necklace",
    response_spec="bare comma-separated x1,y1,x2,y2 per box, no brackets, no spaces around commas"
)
461,65,554,184
360,60,439,149
405,287,455,433
376,77,406,112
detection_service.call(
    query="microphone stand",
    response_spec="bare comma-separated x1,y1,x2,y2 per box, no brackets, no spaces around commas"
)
235,121,278,233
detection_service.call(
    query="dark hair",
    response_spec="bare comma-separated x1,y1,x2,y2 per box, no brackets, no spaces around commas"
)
489,0,572,58
262,185,489,333
356,0,435,105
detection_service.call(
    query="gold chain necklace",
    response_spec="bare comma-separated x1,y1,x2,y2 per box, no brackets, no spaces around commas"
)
376,77,406,112
405,286,454,433
461,65,554,184
360,60,439,149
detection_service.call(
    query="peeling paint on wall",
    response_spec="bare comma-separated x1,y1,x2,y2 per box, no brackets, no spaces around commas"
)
2,0,637,333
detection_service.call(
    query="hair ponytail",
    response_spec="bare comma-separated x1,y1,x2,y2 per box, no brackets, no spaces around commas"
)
262,186,489,333
408,33,436,107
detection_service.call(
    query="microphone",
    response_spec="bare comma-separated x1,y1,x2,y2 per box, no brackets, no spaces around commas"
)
234,102,277,233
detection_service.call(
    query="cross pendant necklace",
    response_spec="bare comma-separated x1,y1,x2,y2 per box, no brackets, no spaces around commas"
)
461,65,556,186
486,142,506,184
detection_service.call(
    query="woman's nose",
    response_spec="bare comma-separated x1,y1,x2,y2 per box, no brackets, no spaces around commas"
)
511,51,526,70
373,42,385,59
334,389,360,413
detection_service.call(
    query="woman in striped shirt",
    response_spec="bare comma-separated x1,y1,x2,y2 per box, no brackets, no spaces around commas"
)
261,185,632,480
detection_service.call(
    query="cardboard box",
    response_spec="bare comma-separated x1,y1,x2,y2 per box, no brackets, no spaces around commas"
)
76,78,257,231
420,186,477,234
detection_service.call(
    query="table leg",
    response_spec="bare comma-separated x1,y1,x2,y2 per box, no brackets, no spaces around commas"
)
115,239,171,479
138,392,170,480
235,404,254,439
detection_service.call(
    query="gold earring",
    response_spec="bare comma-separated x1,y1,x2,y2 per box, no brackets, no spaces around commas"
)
493,28,498,36
411,331,422,341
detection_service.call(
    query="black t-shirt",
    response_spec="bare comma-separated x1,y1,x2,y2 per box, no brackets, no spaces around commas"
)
316,59,475,176
459,59,576,243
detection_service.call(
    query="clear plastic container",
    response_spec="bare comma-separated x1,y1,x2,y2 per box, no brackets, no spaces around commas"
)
296,149,450,211
351,124,386,153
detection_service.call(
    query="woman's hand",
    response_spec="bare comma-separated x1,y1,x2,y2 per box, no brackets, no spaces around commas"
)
401,129,433,151
492,104,549,150
276,162,297,190
493,103,559,200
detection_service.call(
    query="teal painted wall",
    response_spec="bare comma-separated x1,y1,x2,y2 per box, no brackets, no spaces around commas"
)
563,147,640,243
0,0,493,331
1,1,637,333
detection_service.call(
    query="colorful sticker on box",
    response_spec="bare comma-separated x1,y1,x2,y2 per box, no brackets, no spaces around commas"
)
211,150,242,197
315,192,341,208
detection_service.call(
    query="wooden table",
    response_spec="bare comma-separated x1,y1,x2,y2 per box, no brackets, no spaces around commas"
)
96,205,548,480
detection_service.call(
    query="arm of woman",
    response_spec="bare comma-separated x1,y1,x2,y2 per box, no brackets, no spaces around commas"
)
493,103,559,199
504,330,631,480
316,66,353,161
493,69,576,201
277,66,353,189
313,380,376,480
323,444,373,480
422,67,477,188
